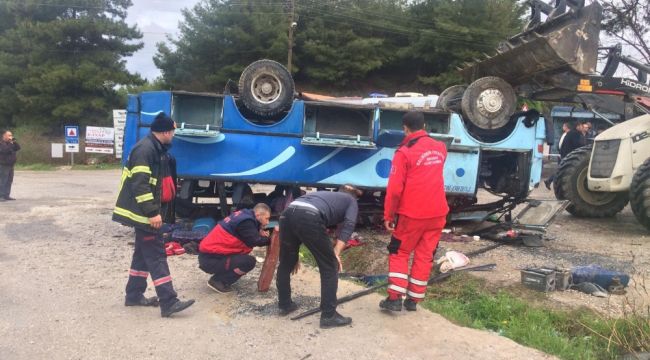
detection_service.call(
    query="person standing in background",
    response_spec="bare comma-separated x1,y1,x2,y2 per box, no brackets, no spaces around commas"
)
0,130,20,201
544,122,570,190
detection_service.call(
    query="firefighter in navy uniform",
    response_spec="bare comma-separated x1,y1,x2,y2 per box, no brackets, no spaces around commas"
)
380,111,449,312
198,203,272,293
113,112,195,318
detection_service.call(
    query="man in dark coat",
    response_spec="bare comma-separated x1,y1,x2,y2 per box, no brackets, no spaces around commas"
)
0,130,20,201
560,121,587,158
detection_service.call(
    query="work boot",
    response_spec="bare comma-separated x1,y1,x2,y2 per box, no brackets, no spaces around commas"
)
279,301,299,316
320,311,352,329
207,277,233,293
544,179,552,190
379,297,402,312
403,298,417,312
125,296,159,307
161,299,195,318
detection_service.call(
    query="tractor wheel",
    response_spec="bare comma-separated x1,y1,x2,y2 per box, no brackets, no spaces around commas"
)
461,76,517,132
436,85,466,112
238,59,295,117
629,158,650,231
554,145,629,217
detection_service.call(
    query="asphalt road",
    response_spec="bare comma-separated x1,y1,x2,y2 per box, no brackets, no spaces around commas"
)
0,170,557,360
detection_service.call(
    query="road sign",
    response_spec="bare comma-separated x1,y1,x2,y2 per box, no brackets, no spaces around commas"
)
113,110,126,159
85,126,115,154
51,143,63,158
65,126,79,144
65,143,79,153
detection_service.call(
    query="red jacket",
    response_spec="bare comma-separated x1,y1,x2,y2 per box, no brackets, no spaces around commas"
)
384,130,449,221
199,224,253,255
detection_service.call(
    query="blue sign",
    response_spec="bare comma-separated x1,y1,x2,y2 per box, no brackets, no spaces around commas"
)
65,126,79,144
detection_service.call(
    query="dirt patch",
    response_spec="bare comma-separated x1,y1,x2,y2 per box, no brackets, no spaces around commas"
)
338,186,650,319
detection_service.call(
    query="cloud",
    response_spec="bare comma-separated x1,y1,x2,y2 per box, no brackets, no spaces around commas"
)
125,0,201,80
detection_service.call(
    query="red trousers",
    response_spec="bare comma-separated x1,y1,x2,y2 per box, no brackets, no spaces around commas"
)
387,215,446,302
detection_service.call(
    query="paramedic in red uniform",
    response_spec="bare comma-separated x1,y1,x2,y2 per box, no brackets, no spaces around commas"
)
198,203,272,293
380,111,449,312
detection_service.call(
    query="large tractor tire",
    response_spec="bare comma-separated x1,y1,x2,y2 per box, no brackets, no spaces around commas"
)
436,85,466,112
554,146,629,217
629,158,650,231
238,59,295,118
461,76,516,132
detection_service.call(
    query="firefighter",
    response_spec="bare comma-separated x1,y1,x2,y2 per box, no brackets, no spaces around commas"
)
380,111,449,312
198,203,272,293
276,185,362,329
113,112,195,318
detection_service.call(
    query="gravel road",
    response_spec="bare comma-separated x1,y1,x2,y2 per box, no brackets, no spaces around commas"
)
0,170,558,360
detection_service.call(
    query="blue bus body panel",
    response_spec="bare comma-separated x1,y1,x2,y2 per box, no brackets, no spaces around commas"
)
140,92,172,126
222,96,304,135
123,91,544,196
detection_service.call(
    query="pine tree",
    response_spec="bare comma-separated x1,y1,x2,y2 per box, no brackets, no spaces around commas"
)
0,0,143,129
153,0,526,95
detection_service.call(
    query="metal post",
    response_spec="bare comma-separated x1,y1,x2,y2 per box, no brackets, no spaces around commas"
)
287,0,295,72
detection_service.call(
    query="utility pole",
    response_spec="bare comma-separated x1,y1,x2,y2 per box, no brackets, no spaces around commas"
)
287,0,295,73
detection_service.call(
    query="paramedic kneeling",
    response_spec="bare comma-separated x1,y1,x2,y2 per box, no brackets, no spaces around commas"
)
198,203,272,293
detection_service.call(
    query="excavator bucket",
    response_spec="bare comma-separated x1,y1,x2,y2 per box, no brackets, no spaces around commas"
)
460,1,602,86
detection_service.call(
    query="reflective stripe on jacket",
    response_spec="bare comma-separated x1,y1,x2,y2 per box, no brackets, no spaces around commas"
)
112,134,173,231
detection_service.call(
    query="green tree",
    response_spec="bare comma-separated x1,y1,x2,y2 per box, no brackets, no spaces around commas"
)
601,0,650,63
0,0,143,130
293,0,408,88
154,0,288,91
154,0,526,95
406,0,526,91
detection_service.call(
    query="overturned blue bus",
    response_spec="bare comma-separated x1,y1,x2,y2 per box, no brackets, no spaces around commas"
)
122,60,548,220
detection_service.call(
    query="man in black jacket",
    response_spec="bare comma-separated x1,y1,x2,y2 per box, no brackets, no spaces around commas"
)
276,185,362,329
560,121,587,158
113,113,194,318
0,130,20,201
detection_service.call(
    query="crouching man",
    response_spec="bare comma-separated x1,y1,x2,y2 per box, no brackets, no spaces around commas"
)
198,203,272,293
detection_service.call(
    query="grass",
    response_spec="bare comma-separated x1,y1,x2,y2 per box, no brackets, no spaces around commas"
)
298,245,317,267
300,245,649,358
12,125,122,168
71,163,122,170
15,163,58,171
420,273,649,359
15,163,122,171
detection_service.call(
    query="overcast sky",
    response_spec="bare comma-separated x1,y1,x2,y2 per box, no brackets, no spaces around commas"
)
125,0,201,80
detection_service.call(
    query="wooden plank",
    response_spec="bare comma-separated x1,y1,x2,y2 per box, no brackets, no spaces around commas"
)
257,225,280,292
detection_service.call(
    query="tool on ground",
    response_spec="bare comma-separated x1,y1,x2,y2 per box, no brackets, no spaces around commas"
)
290,263,496,321
520,266,572,292
257,226,280,292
